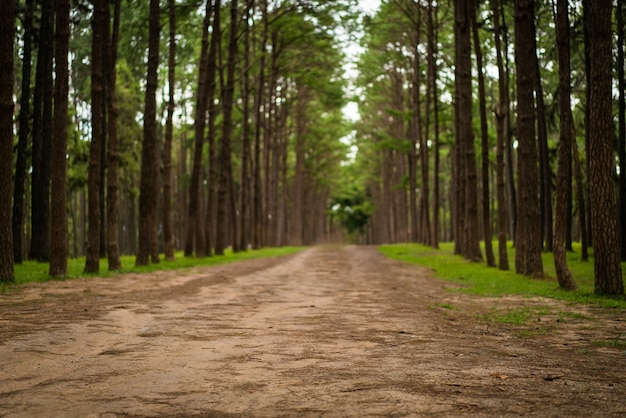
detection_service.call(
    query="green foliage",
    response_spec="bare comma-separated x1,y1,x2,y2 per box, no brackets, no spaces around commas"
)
379,242,626,309
329,185,372,236
0,247,304,293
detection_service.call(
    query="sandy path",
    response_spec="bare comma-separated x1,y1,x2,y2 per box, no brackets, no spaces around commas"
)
1,246,625,417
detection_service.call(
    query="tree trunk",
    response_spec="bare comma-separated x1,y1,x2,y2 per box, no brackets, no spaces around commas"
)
292,85,308,246
215,0,239,255
185,0,212,258
553,0,577,290
136,0,161,266
162,0,177,261
205,0,221,257
532,14,553,252
491,0,509,270
501,1,517,243
514,0,543,276
253,1,268,249
106,0,122,270
617,0,626,261
99,6,109,261
471,5,495,267
0,0,15,281
455,0,482,261
428,0,440,249
12,0,33,264
588,0,624,295
30,0,54,262
239,0,253,251
85,0,106,273
582,0,593,249
49,0,70,277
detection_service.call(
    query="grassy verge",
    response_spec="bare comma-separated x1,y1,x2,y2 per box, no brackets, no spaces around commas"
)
1,246,304,293
379,242,626,309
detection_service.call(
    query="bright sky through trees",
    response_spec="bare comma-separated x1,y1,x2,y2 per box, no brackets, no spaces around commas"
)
340,0,381,161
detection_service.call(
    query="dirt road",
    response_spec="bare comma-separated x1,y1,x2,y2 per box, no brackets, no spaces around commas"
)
1,246,625,417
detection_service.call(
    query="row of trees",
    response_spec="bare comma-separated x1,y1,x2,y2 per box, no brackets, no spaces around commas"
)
0,0,623,296
1,0,355,280
352,0,624,294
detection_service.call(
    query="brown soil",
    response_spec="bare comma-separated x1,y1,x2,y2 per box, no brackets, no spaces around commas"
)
1,246,625,417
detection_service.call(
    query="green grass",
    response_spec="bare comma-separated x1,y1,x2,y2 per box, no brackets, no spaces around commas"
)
592,334,626,348
0,246,303,293
479,306,552,325
379,242,626,309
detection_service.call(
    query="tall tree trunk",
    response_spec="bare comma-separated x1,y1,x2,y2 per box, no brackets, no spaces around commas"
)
617,0,626,261
162,0,176,261
30,0,54,262
99,10,108,261
455,0,482,261
106,0,122,270
532,14,553,252
491,0,509,270
515,0,543,276
0,0,15,281
253,0,268,249
239,0,253,251
553,0,577,290
502,1,517,243
49,0,70,277
416,11,431,247
136,0,161,266
85,0,106,273
205,0,221,256
13,0,33,264
588,0,624,295
428,0,440,249
514,0,543,276
185,0,212,257
215,0,239,255
582,0,593,249
471,5,495,267
292,85,308,246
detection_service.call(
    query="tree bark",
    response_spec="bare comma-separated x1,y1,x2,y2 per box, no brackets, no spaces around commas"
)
12,0,33,264
532,14,553,252
205,0,221,257
106,0,122,270
162,0,177,261
491,0,509,270
588,0,624,295
428,0,440,249
617,0,626,261
136,0,161,266
185,0,212,257
471,5,495,267
514,0,543,276
553,0,577,290
253,0,268,249
0,0,15,281
85,0,106,273
215,0,239,255
455,0,482,261
30,0,54,262
49,0,70,277
239,0,253,251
